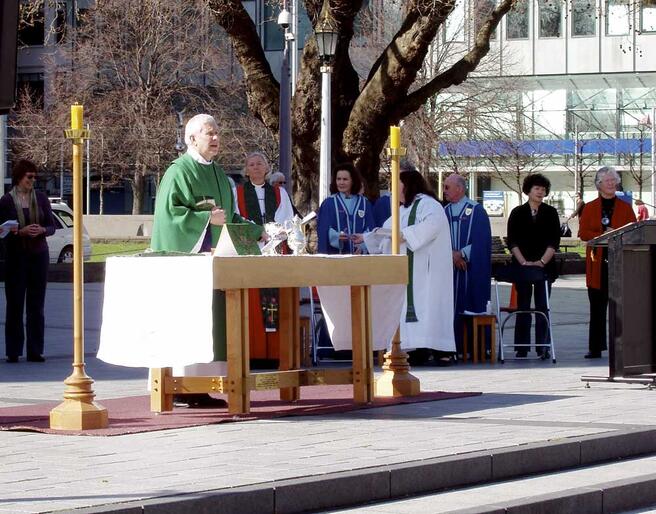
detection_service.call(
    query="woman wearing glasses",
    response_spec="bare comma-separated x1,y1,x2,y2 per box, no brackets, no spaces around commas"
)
578,167,636,359
0,159,56,363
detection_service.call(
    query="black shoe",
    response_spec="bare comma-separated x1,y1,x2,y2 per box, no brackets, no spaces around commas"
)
540,351,551,360
26,355,45,362
6,356,19,363
584,352,602,359
173,393,227,409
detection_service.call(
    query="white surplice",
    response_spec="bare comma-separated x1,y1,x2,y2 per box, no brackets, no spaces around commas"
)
364,194,456,352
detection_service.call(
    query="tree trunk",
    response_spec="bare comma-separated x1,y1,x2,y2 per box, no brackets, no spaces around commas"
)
131,167,145,215
99,168,104,215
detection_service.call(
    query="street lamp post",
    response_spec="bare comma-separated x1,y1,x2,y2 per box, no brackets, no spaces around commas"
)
278,3,293,195
315,4,338,204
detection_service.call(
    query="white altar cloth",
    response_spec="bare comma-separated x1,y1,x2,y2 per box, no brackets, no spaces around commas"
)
317,285,405,351
97,255,215,368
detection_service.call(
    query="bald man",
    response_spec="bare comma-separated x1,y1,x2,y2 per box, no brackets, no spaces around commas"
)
443,174,492,357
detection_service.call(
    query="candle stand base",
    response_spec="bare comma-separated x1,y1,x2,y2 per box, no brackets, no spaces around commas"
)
49,367,108,430
49,400,108,430
375,344,420,397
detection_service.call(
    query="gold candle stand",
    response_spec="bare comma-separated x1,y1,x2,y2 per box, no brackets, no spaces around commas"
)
50,120,108,430
375,143,420,397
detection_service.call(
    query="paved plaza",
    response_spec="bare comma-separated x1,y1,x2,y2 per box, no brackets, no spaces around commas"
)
0,276,655,513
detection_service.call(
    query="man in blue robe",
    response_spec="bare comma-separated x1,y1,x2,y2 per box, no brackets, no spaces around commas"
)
443,174,492,356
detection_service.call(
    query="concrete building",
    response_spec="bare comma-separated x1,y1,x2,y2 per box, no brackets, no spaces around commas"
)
432,0,656,216
6,0,656,218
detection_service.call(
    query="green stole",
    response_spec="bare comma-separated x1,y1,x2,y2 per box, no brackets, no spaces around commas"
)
242,181,278,225
9,188,40,228
405,198,421,323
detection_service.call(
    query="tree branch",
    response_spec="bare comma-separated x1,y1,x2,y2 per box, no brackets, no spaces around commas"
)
394,0,514,120
208,0,280,134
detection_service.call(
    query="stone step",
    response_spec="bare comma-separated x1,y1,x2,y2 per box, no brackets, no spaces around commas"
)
329,455,656,513
57,428,656,514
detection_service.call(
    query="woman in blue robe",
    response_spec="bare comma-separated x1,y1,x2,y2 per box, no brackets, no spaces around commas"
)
317,163,375,254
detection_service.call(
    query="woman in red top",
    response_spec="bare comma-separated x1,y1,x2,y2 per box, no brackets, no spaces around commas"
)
578,167,636,359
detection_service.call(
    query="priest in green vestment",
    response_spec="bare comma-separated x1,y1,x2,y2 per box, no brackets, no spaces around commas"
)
151,113,263,408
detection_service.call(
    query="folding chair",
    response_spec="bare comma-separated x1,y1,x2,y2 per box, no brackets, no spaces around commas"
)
494,265,557,364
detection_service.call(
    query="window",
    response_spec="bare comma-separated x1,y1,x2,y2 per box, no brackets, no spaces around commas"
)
16,73,44,108
263,2,311,50
55,3,67,44
55,209,74,228
263,3,283,51
445,0,465,42
539,0,563,37
506,0,529,39
606,0,631,35
475,0,497,40
297,2,312,47
642,0,656,32
18,6,45,46
572,0,597,36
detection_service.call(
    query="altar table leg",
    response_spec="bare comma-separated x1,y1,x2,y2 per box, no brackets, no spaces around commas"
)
226,289,250,414
151,367,173,412
279,287,301,401
351,285,374,404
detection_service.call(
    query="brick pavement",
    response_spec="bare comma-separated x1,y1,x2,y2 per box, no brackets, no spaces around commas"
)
0,276,655,513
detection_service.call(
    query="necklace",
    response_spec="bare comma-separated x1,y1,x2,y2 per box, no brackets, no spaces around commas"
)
16,189,31,206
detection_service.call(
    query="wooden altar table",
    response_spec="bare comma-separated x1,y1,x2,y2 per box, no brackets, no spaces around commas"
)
150,254,408,415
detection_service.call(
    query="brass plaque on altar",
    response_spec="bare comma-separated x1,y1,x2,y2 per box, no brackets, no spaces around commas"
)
307,371,326,385
254,374,280,390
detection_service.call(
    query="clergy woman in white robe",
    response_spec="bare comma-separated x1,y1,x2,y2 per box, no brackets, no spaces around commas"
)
360,170,456,358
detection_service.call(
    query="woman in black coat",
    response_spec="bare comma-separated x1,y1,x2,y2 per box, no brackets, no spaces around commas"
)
0,159,56,363
506,173,561,359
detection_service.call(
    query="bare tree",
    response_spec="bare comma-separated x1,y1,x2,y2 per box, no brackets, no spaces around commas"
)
12,0,273,214
621,123,651,196
13,0,514,213
209,0,515,210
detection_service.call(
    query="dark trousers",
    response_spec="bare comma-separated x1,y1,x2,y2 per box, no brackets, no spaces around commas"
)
587,266,609,354
514,280,552,354
4,250,49,358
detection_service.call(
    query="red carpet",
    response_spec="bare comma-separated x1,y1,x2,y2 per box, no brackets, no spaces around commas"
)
0,386,480,436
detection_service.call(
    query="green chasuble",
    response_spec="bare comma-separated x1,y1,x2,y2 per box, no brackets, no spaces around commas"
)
151,152,262,361
151,152,261,252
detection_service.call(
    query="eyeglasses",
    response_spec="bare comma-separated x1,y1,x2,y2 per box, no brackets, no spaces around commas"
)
278,181,286,185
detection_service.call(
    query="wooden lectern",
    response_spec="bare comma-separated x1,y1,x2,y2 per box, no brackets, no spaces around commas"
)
582,220,656,388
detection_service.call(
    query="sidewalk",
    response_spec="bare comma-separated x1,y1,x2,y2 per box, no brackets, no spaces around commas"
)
1,276,655,513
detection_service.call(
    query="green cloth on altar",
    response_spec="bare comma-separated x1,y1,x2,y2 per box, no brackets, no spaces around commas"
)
150,152,263,363
216,223,262,256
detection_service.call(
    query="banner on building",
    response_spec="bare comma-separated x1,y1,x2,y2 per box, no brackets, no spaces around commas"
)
483,191,505,217
616,190,633,205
